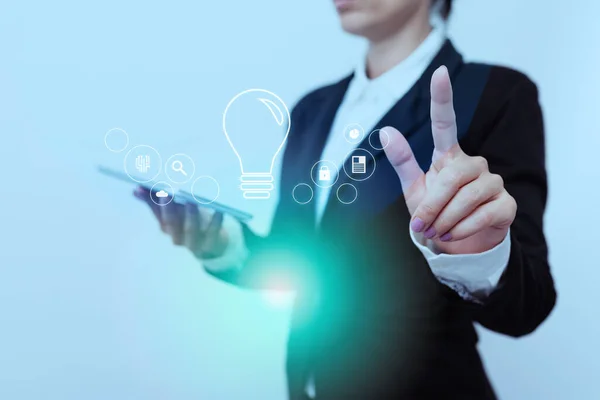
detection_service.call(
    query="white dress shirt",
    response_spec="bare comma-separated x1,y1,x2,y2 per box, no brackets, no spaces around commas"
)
315,24,445,223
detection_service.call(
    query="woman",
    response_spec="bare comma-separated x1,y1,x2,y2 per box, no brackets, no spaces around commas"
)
135,0,556,398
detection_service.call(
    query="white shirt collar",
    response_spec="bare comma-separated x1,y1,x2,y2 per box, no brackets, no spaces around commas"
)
344,25,447,105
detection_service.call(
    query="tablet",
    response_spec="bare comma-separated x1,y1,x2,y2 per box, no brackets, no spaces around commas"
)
97,165,253,222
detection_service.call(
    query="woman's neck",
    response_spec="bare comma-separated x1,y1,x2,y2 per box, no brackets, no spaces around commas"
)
366,13,432,79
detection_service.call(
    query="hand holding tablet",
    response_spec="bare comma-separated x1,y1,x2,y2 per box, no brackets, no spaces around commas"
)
98,165,253,259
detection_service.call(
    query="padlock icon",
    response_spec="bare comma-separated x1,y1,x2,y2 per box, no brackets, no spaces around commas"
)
319,165,331,181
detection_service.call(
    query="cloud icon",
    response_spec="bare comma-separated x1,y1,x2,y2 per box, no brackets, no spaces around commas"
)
155,190,169,198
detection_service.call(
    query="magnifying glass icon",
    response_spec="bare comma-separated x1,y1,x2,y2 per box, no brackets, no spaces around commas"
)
171,160,188,176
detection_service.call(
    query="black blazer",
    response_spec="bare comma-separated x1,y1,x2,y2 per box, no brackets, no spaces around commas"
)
208,41,557,400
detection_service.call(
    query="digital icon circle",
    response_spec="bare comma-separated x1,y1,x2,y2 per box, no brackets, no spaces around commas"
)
369,129,390,150
342,148,376,182
191,176,220,205
104,128,129,153
336,183,358,205
150,181,175,207
292,183,314,205
165,153,196,184
123,145,162,183
310,159,339,189
343,123,365,145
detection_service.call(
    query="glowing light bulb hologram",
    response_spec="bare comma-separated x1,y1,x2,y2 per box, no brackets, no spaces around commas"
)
222,89,291,200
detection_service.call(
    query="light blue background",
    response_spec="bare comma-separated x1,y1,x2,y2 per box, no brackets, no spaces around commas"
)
1,0,598,399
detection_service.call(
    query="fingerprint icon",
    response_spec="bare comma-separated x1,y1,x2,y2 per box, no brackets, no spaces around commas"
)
135,155,151,173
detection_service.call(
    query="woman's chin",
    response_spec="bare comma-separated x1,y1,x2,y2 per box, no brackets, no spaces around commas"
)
339,16,373,37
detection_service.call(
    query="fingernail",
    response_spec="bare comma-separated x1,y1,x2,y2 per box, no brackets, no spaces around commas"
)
411,218,426,233
424,226,437,239
440,233,452,242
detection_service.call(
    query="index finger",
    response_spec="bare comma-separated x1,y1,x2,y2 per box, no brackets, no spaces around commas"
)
430,65,459,155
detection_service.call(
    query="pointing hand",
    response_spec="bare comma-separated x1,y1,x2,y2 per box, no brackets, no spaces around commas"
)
382,66,516,254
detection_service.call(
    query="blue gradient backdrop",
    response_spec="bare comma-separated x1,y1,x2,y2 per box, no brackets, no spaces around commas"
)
1,0,599,399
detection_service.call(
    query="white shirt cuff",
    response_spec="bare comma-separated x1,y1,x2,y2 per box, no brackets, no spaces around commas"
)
202,214,249,272
409,227,511,302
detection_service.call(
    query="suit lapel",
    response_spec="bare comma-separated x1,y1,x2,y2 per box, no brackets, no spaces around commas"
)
301,76,353,170
290,76,352,224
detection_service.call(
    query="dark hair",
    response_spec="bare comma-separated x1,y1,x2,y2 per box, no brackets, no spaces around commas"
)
441,0,453,19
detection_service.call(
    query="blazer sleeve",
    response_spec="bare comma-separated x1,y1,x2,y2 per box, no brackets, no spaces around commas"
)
452,75,557,337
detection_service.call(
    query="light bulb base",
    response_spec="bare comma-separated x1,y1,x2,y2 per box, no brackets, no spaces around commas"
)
240,173,274,200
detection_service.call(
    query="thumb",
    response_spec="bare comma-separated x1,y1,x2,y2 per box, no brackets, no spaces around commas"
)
381,126,425,211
